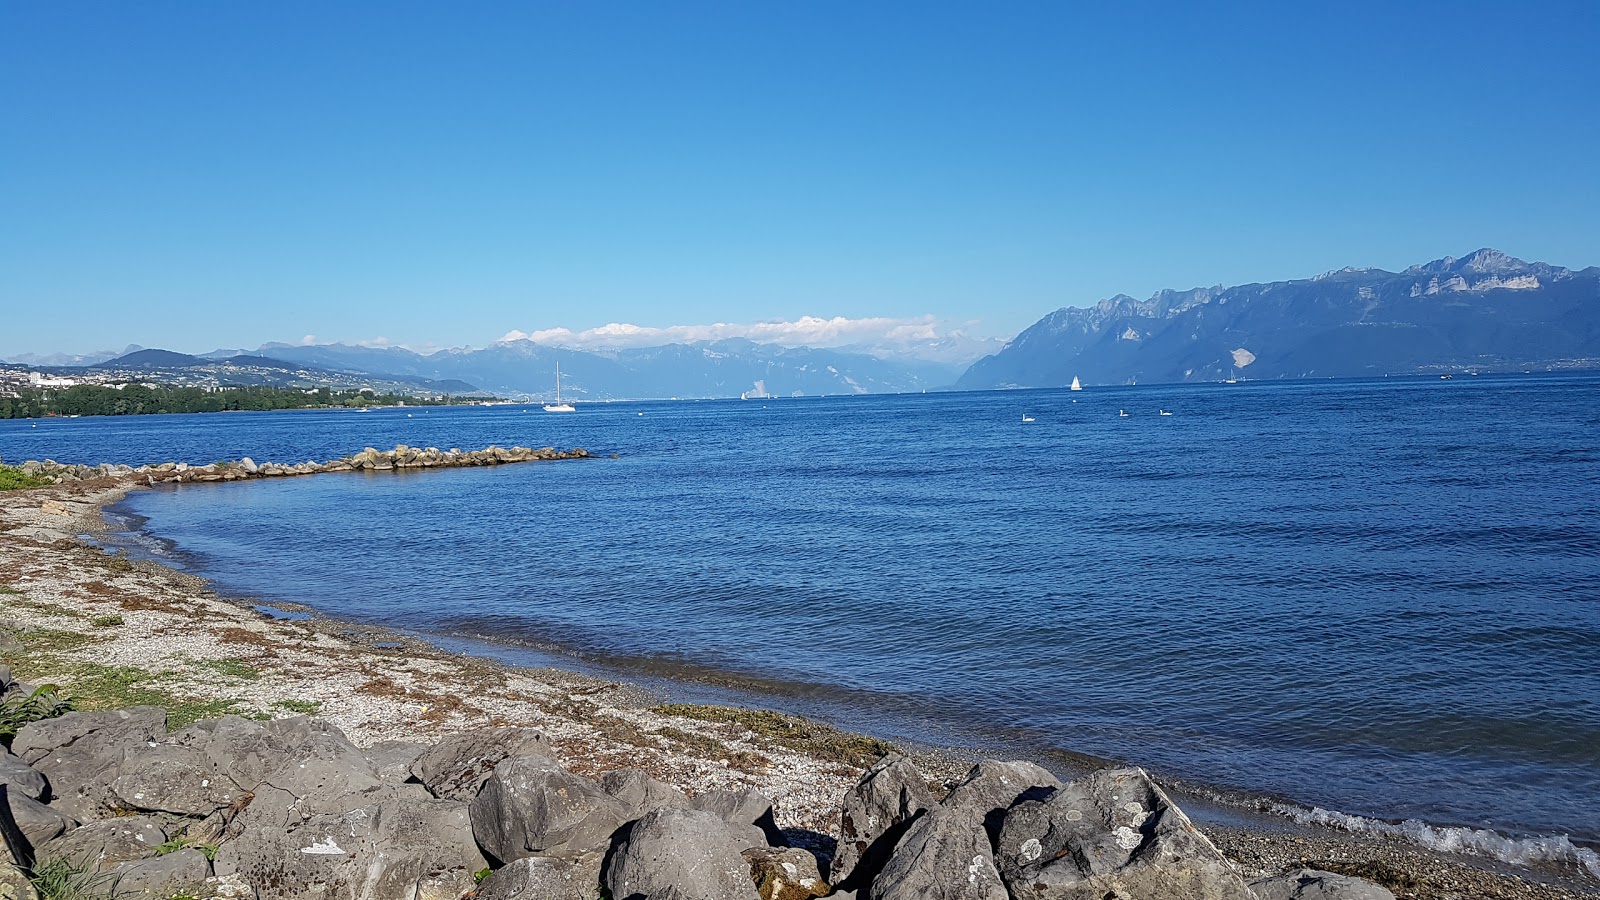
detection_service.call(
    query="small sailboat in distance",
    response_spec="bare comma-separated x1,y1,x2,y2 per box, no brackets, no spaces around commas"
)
544,363,576,412
1070,376,1082,391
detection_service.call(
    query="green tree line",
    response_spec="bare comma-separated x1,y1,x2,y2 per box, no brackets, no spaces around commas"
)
0,384,486,419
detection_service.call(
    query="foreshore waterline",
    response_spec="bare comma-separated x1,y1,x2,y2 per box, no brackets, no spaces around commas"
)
2,455,1598,898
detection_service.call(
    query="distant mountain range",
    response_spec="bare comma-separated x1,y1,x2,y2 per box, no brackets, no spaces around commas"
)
7,249,1596,398
2,339,958,400
957,249,1600,389
222,338,955,399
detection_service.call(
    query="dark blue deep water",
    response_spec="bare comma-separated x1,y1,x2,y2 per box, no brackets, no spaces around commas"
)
5,375,1599,863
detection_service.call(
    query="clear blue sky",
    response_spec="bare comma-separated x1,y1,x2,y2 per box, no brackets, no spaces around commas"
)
3,1,1597,357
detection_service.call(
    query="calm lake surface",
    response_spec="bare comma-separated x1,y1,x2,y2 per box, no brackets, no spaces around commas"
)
5,375,1599,856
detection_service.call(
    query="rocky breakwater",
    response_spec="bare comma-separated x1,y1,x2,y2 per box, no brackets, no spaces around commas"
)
9,444,593,486
0,677,1395,900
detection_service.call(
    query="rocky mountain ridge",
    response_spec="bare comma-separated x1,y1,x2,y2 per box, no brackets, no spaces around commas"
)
957,249,1600,388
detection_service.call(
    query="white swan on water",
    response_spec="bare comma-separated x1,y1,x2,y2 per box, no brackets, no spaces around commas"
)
1119,410,1129,418
1022,414,1036,423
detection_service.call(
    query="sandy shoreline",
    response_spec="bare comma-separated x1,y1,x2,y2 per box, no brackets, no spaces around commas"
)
1,472,1595,899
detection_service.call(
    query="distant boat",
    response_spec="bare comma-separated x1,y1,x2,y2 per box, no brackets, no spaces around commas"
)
1022,414,1036,423
1070,376,1082,391
544,363,576,412
1224,378,1238,384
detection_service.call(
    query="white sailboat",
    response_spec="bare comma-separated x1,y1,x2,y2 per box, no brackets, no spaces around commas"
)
1070,376,1083,391
543,363,575,412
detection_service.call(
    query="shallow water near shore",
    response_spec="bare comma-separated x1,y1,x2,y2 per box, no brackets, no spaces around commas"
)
7,375,1600,875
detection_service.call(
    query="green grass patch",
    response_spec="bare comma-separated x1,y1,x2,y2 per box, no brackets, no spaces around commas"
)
90,614,124,627
0,465,50,491
1,585,23,594
0,685,73,747
193,658,260,681
651,726,728,756
155,833,220,861
13,599,84,619
654,703,896,767
273,698,322,715
13,627,94,654
27,857,112,900
11,659,253,731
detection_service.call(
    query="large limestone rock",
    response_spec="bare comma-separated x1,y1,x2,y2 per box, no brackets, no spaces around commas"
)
12,707,166,821
108,744,243,817
363,740,426,782
34,816,166,875
995,767,1252,900
3,790,72,852
1249,868,1398,900
863,759,1062,900
410,726,552,801
167,716,310,790
600,768,688,819
110,848,212,898
942,760,1061,844
233,718,401,829
690,786,786,849
830,753,934,890
869,804,1008,900
212,796,487,900
474,853,605,900
0,752,48,803
604,807,759,900
470,755,628,864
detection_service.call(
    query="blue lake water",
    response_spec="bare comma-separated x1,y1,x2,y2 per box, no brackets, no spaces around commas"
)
4,375,1599,864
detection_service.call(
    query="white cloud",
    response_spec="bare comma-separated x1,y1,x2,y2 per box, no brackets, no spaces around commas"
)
301,334,317,345
498,315,961,352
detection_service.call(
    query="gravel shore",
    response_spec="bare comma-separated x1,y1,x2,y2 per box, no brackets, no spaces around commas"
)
2,473,1595,899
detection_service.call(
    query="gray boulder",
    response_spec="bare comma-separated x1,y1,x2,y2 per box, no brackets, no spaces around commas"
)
474,853,605,900
995,766,1252,900
830,753,934,890
110,848,212,898
168,715,305,790
690,786,786,849
34,816,166,875
743,846,829,900
1249,868,1398,900
869,804,1008,900
12,707,166,821
108,743,243,817
0,750,49,802
470,755,628,864
604,807,759,900
237,719,399,829
3,789,73,851
942,760,1061,844
364,740,426,782
212,796,487,900
410,726,552,801
601,768,688,819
